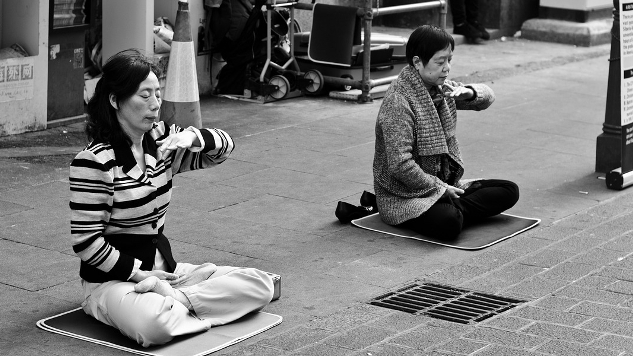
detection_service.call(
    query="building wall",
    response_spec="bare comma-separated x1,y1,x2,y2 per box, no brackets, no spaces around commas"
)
0,0,48,136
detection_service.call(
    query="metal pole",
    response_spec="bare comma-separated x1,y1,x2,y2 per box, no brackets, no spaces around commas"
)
439,0,446,29
596,0,621,173
359,0,373,103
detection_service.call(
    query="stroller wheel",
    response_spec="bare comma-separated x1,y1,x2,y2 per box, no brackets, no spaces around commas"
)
267,75,290,100
302,70,324,96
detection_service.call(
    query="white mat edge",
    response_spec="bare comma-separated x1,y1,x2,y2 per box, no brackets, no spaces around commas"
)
37,308,283,356
351,212,541,251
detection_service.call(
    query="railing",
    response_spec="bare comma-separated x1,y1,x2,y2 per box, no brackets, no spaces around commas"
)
292,0,447,102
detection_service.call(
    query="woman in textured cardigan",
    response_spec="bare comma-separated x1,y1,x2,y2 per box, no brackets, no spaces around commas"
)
373,25,519,238
70,49,273,347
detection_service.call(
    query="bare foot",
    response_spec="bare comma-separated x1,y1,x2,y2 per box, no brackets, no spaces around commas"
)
134,276,192,309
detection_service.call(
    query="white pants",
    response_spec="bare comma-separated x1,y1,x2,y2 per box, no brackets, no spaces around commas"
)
81,264,274,347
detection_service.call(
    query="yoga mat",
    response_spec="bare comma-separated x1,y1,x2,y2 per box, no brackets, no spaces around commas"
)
352,213,540,250
37,308,282,356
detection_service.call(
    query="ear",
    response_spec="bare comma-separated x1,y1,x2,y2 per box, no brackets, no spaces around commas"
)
109,94,118,110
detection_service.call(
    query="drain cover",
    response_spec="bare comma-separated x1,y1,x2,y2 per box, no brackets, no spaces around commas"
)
370,282,524,324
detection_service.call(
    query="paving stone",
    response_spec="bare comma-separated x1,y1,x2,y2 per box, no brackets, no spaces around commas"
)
571,249,629,266
570,301,633,322
459,277,513,294
389,326,460,351
461,327,546,349
261,327,336,351
503,277,568,299
612,255,633,270
508,306,591,326
526,224,582,241
572,275,620,290
306,306,383,331
605,280,633,295
485,263,546,284
354,343,424,356
218,343,288,356
518,249,576,268
533,296,582,311
555,285,630,305
540,262,599,282
491,236,552,255
591,334,633,353
482,316,534,331
549,235,606,254
293,343,355,356
470,344,542,356
521,322,601,344
432,337,488,354
580,318,633,338
464,249,522,269
535,339,621,356
425,264,495,285
597,267,633,282
602,233,633,252
0,239,76,291
322,325,397,350
551,212,610,230
366,312,428,332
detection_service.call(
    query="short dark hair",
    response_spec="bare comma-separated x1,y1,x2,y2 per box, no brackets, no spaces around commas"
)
85,49,161,146
406,25,455,66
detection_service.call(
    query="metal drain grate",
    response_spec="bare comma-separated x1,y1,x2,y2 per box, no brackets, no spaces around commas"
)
370,282,525,324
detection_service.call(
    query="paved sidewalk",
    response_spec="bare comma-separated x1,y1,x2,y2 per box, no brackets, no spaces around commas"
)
3,35,633,356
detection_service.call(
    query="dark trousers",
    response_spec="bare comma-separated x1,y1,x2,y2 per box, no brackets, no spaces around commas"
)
449,0,480,26
401,179,519,240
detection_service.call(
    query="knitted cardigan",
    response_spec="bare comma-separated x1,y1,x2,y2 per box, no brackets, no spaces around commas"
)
373,65,495,225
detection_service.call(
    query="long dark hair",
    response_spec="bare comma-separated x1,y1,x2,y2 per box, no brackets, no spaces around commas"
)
85,49,161,146
406,25,455,66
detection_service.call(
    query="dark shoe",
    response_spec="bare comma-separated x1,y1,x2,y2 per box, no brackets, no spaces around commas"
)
360,190,378,211
453,23,482,41
469,21,490,40
335,201,375,224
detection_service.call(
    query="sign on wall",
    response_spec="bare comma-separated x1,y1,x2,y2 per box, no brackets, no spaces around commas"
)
0,57,34,103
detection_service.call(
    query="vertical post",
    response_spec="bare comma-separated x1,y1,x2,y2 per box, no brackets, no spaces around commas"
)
439,0,447,29
596,0,621,173
359,0,373,103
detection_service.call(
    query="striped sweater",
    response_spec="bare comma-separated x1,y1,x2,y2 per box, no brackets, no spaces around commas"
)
69,122,234,283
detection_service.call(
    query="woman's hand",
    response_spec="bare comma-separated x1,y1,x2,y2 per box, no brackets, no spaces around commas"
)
168,263,217,288
443,185,464,199
130,269,179,283
442,82,475,101
157,130,198,154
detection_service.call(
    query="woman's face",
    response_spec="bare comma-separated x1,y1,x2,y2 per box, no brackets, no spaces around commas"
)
113,72,161,138
417,45,452,88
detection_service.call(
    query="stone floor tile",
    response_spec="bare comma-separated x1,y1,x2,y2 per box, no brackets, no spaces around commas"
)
532,296,582,311
521,322,601,344
508,306,591,326
462,327,546,349
535,339,621,356
322,325,397,350
590,334,633,353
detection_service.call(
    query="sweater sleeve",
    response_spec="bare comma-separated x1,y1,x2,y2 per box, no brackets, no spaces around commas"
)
162,124,235,174
446,80,495,111
379,94,449,194
69,149,140,280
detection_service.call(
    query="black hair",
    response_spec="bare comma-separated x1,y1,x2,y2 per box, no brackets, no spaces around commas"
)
405,25,455,66
85,49,161,146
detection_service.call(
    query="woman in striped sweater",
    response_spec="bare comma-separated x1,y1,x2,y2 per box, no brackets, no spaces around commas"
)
70,49,274,347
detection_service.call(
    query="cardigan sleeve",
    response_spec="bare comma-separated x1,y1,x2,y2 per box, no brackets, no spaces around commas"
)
158,124,235,174
69,149,141,280
445,80,495,111
379,94,449,194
